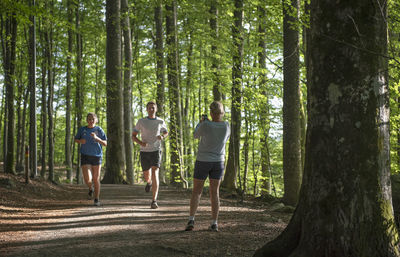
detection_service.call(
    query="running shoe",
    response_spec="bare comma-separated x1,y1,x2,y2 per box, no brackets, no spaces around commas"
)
94,198,101,206
210,223,218,232
151,200,158,209
185,220,195,231
88,185,94,199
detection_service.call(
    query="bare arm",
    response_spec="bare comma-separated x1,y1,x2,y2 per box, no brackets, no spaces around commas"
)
74,138,86,144
157,131,168,140
132,131,147,147
91,132,107,146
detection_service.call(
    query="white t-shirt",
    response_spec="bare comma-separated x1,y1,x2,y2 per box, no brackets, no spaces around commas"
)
133,117,168,152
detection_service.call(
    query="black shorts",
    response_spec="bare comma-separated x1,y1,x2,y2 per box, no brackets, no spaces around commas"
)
193,160,225,180
140,151,162,171
81,154,102,166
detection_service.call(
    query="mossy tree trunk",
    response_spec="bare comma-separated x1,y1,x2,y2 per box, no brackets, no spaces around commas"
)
166,0,187,188
255,0,399,256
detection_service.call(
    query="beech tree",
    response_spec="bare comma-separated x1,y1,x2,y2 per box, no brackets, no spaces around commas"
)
282,0,301,206
222,0,243,191
255,0,399,256
102,0,124,184
28,0,37,179
121,0,134,184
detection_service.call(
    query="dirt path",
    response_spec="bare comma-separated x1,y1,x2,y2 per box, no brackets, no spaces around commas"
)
0,178,289,257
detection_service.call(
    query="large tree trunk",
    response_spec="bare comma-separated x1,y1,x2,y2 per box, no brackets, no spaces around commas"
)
28,0,37,178
221,0,243,192
65,0,73,183
282,0,301,206
255,1,399,256
3,10,17,174
166,0,187,188
121,0,134,185
103,0,124,184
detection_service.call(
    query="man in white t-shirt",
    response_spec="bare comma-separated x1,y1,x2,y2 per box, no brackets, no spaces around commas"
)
132,101,168,209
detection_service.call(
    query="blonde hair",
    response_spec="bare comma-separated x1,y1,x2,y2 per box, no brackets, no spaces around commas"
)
210,101,224,116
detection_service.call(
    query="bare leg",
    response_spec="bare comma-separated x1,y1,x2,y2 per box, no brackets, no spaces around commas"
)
209,178,221,221
189,178,205,217
91,165,101,199
151,166,159,201
81,165,92,189
143,169,152,184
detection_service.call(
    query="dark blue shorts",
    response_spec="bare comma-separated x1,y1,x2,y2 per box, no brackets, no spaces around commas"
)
81,154,102,166
193,160,225,180
140,151,162,171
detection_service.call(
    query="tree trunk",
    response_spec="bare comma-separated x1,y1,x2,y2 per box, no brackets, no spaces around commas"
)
40,19,47,178
4,10,17,175
0,86,5,164
121,0,134,185
184,28,194,179
210,0,221,101
243,109,249,194
166,0,187,188
103,0,124,184
75,0,83,184
221,0,243,192
255,1,399,256
15,69,23,171
46,9,54,182
155,0,165,116
20,88,29,173
257,3,271,195
28,0,37,179
282,0,301,206
65,0,73,183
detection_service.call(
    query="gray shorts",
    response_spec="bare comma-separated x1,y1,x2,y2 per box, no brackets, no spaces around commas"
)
140,151,162,171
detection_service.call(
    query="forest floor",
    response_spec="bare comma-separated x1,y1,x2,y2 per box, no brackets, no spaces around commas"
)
0,172,292,257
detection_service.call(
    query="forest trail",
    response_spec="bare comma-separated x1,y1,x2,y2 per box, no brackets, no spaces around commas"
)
0,177,290,257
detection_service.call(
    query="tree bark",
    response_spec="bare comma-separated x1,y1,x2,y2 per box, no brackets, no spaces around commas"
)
65,0,73,183
282,0,301,206
45,0,55,181
103,0,124,184
39,18,47,178
75,0,83,184
257,3,271,195
155,0,165,116
255,1,399,256
121,0,134,185
4,10,17,175
28,0,38,177
221,0,243,192
209,0,221,101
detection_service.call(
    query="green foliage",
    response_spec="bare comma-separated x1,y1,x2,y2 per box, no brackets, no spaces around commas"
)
388,0,400,173
3,0,399,197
